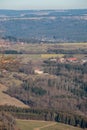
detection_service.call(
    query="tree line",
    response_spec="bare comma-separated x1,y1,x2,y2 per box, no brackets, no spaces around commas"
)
0,105,87,128
0,111,16,130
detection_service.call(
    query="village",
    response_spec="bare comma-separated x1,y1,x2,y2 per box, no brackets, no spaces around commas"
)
49,56,87,64
34,56,87,75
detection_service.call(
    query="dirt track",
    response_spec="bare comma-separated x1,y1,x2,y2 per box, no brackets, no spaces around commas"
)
34,122,57,130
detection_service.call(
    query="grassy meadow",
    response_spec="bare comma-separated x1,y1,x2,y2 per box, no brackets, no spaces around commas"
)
16,120,87,130
41,54,64,59
1,42,87,63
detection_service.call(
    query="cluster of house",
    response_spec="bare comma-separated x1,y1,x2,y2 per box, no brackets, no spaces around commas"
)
34,56,87,75
49,56,87,64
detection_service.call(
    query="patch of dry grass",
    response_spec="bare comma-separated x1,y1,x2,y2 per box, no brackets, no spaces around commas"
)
0,83,29,108
41,54,64,59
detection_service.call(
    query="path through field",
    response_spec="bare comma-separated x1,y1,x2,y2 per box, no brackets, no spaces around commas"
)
34,122,57,130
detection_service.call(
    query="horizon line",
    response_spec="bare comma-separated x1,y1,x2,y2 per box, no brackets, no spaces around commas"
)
0,8,87,11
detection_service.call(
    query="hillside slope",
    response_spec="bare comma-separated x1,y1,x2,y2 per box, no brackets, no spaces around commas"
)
0,83,29,108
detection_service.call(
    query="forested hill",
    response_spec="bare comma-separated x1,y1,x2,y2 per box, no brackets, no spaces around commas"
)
0,9,87,43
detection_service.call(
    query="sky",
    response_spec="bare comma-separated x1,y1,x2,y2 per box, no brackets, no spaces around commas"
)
0,0,87,10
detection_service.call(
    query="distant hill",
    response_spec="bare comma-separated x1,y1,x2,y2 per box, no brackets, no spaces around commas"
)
0,9,87,43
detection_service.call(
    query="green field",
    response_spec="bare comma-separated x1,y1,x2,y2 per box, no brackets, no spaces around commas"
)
41,54,64,59
16,120,86,130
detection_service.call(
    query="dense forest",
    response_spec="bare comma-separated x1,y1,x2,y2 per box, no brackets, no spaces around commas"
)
0,105,87,128
4,60,87,116
0,9,87,43
0,111,16,130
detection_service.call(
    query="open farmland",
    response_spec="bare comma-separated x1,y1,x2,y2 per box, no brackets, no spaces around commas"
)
41,54,64,59
7,42,87,52
16,120,86,130
2,42,87,62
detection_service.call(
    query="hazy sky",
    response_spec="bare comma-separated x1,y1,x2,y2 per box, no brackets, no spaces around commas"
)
0,0,87,10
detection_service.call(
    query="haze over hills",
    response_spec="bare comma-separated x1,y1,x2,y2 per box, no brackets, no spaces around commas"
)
0,9,87,43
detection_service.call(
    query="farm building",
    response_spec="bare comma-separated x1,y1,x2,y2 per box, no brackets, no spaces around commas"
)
67,57,77,62
58,58,66,63
50,58,57,62
34,69,43,74
81,57,87,63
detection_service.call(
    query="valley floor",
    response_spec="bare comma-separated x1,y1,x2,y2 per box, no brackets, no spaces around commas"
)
16,119,87,130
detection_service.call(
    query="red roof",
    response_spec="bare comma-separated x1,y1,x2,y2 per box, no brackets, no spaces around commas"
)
67,58,77,61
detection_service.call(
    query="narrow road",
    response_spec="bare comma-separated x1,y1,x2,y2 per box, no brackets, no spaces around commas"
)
34,122,57,130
